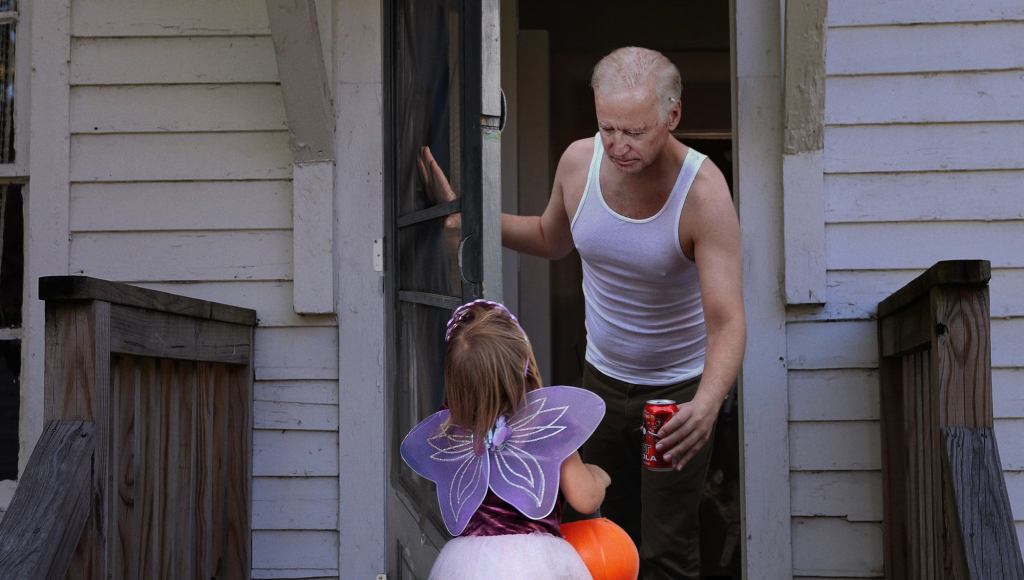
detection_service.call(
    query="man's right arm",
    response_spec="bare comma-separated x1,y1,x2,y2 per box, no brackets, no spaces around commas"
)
502,142,589,260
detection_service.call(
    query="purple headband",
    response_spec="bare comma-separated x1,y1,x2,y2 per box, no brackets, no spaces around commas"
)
444,299,523,342
445,299,531,377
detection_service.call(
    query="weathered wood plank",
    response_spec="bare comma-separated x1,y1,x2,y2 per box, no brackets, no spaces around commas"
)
137,282,334,328
193,362,220,580
828,0,1024,28
252,477,338,530
251,531,338,570
223,365,253,576
787,320,878,369
254,381,339,405
41,276,258,326
109,305,253,364
880,295,933,357
255,401,338,431
943,427,1024,579
71,37,278,84
112,356,138,580
790,471,883,522
788,369,879,421
137,358,160,579
789,421,881,471
70,132,291,182
826,72,1024,125
174,362,198,580
70,231,292,282
254,327,339,381
71,84,285,134
827,22,1024,75
72,0,270,37
826,171,1024,224
253,431,338,477
825,123,1024,173
829,222,1023,270
71,181,292,233
0,421,95,580
791,518,883,577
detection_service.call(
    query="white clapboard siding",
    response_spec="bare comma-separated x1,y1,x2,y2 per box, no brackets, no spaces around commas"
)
69,231,291,281
995,370,1024,420
789,368,1024,421
828,0,1024,27
993,319,1024,367
253,477,338,530
136,282,334,328
252,531,338,570
792,518,884,577
252,570,338,580
791,471,883,522
789,369,879,422
253,430,339,477
71,85,286,133
826,222,1024,270
826,71,1024,125
1009,472,1024,521
827,22,1024,76
71,181,292,232
789,316,1023,370
255,401,338,431
71,37,279,85
787,321,877,370
72,0,270,37
255,327,339,381
996,419,1024,470
255,381,339,405
824,123,1024,174
788,269,1024,322
790,422,880,471
70,132,292,181
825,171,1024,223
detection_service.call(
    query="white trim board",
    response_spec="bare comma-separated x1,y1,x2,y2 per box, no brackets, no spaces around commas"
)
735,0,793,576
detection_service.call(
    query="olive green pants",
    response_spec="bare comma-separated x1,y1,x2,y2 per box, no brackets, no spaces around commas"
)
579,363,713,580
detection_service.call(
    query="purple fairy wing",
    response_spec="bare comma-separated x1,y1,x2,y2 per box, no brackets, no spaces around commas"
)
488,386,605,520
399,410,490,535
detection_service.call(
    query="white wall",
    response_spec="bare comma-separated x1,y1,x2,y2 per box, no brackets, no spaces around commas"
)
788,2,1024,577
66,0,341,577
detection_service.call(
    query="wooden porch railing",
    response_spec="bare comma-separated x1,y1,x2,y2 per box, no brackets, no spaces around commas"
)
0,276,256,579
877,260,1024,579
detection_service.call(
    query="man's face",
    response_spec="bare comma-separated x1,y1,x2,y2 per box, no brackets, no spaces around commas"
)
594,84,679,175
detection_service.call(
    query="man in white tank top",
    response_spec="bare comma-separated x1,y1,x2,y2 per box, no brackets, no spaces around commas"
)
420,47,746,579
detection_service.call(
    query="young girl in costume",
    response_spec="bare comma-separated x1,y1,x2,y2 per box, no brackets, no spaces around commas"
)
401,300,611,580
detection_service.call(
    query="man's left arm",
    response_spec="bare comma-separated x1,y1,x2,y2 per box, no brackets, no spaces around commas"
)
657,163,747,470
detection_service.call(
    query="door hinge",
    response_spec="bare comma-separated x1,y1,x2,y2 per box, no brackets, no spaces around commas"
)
373,238,384,272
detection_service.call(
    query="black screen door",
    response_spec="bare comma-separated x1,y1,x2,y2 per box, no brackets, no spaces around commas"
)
384,0,502,577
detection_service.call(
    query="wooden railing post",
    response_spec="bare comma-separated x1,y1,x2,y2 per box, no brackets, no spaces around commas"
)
34,276,257,580
877,260,1023,579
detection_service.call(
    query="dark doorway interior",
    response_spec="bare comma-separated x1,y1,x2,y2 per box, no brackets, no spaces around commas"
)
517,1,740,576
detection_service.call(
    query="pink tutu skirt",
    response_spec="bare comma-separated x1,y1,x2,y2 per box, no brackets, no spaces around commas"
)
429,533,592,580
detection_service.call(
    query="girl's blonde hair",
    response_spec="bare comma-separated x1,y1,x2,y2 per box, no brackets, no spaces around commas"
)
444,304,541,443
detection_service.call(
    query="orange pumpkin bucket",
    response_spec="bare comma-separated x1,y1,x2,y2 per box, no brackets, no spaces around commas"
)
561,517,640,580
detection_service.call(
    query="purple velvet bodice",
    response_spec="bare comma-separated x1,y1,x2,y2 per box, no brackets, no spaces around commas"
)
462,490,563,537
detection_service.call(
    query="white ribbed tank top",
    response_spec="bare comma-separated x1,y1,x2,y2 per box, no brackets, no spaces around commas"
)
570,135,707,385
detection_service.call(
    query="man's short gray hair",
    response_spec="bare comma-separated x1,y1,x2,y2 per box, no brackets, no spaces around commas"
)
591,47,682,120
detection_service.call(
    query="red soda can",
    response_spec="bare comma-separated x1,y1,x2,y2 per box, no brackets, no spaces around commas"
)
642,399,679,471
